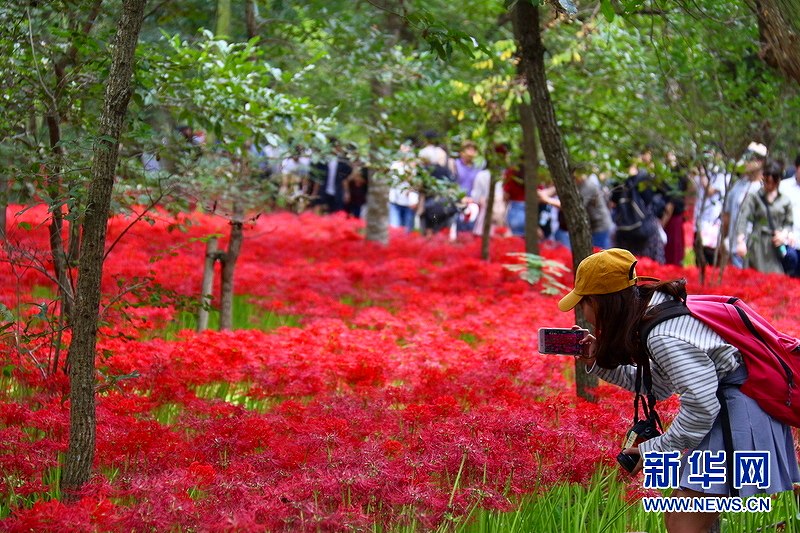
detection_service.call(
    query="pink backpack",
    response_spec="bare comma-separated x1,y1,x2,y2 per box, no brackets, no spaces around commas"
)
642,295,800,428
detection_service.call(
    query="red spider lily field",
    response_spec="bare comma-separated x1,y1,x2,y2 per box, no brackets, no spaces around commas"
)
1,206,799,532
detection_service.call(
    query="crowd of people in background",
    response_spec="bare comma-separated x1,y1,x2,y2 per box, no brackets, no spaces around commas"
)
149,127,800,280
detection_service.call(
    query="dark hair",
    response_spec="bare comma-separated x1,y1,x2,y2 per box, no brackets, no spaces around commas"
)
571,162,590,175
588,278,688,369
763,160,784,181
794,154,800,168
494,142,510,155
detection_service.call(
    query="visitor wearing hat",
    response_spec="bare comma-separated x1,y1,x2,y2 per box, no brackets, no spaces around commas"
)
559,249,799,533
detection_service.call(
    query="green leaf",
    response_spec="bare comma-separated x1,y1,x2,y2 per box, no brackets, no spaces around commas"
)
0,303,14,323
600,0,616,21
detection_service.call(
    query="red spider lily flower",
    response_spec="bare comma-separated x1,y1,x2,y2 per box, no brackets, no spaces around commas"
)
1,206,799,531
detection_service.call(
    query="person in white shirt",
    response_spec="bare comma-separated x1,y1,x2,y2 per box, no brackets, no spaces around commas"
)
389,142,420,232
418,130,448,168
279,147,312,211
692,165,726,266
469,169,505,237
779,154,800,248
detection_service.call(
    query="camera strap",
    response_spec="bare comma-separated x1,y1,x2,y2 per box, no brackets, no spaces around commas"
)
758,193,791,264
633,361,663,431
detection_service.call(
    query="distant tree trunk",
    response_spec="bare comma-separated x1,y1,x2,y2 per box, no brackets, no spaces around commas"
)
45,116,70,375
219,203,244,330
480,171,496,260
515,4,590,267
61,0,146,500
44,5,105,369
751,0,800,84
364,0,403,245
67,211,81,268
216,0,232,38
45,117,74,324
519,102,540,255
514,1,597,401
244,0,258,39
365,167,390,244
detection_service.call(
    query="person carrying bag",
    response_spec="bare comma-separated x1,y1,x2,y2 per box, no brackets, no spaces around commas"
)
760,192,799,277
558,248,800,533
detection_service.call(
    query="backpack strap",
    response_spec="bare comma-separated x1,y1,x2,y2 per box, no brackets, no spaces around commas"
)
635,298,692,434
716,387,739,497
640,298,691,343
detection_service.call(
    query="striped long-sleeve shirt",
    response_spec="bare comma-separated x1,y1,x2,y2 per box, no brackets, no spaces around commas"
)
590,292,741,454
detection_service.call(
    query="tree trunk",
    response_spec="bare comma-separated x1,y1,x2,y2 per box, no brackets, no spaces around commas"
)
514,1,597,400
216,0,232,38
67,211,82,269
219,204,244,330
364,0,403,245
45,116,75,325
519,101,540,255
480,171,496,260
46,116,70,374
365,168,390,244
44,5,106,336
198,237,219,332
750,0,800,84
364,77,393,245
61,0,146,500
245,0,258,39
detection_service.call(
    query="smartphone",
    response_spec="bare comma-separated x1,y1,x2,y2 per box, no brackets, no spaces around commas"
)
537,328,588,355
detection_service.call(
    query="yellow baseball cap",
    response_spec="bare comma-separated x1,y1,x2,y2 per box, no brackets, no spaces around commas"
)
558,248,656,312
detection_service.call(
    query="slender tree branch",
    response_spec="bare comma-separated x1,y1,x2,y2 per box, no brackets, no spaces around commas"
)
55,0,104,91
144,0,171,20
103,187,168,261
27,8,58,109
98,281,150,321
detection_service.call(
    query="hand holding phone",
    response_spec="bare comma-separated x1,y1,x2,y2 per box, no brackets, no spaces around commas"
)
537,327,589,355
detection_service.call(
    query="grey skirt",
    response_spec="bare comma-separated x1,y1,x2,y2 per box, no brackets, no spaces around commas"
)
679,365,800,496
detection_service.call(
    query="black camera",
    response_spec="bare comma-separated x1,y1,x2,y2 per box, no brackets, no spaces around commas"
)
617,419,660,473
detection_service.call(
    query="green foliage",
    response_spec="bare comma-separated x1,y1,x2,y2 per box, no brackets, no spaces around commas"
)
544,2,800,176
503,253,571,295
456,471,800,533
457,469,649,533
0,303,13,334
142,31,328,149
4,0,800,208
153,294,301,340
131,30,332,211
0,464,62,520
598,0,647,21
404,8,488,60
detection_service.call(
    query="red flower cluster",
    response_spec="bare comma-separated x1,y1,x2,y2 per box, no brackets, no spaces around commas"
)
0,206,798,531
